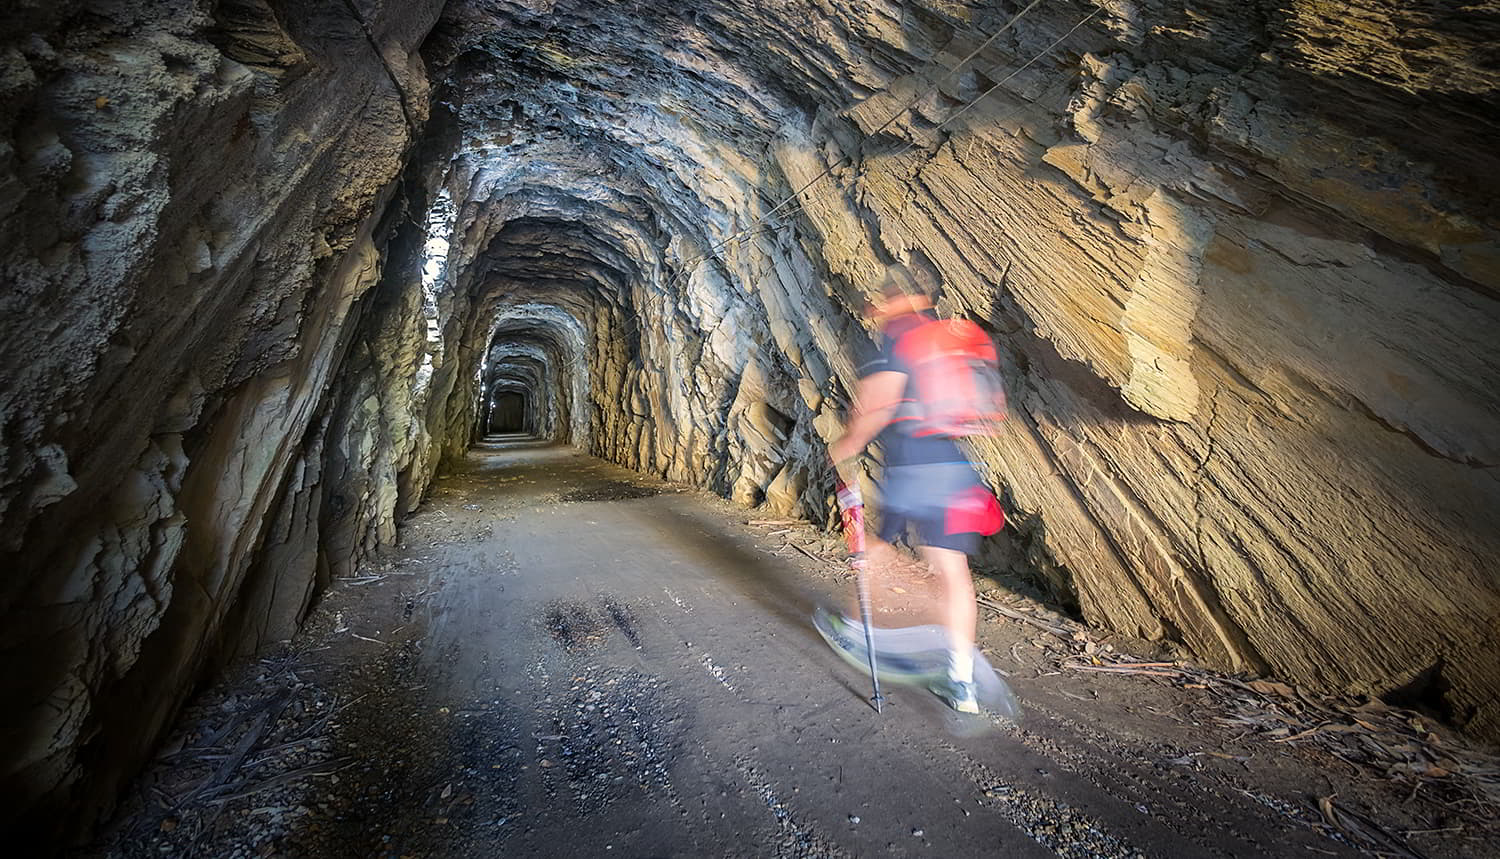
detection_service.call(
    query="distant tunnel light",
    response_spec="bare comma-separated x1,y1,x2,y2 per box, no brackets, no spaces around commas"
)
421,189,454,294
415,190,456,398
491,391,527,434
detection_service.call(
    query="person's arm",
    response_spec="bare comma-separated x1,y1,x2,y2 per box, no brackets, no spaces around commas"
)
828,370,907,468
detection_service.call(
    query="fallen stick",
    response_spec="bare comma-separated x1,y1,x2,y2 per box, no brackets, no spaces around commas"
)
174,707,275,807
1274,722,1362,743
1064,663,1181,678
329,693,367,717
976,597,1072,638
790,544,823,563
1317,796,1428,859
1402,826,1464,836
207,759,350,804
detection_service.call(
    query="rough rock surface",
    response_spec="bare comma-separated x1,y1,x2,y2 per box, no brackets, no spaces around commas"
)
2,0,1498,841
0,0,447,837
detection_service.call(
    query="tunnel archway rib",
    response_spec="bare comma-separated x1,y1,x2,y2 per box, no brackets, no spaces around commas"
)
482,341,557,439
483,359,545,435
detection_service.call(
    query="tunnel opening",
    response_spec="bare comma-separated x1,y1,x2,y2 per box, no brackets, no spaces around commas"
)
489,390,527,434
474,302,594,446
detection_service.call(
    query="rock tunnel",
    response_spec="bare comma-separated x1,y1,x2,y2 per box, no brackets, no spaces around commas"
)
2,0,1499,850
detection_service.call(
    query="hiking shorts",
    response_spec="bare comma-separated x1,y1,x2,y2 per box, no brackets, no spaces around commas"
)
877,462,1003,555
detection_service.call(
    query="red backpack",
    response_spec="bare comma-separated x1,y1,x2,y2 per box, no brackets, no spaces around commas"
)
891,317,1007,437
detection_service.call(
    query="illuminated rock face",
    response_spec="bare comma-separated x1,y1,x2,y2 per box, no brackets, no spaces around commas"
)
1,0,1497,837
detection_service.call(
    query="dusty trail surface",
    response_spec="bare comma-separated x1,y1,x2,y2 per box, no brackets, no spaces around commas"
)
95,439,1490,857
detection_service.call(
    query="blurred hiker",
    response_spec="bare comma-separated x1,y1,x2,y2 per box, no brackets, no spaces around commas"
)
828,263,1006,714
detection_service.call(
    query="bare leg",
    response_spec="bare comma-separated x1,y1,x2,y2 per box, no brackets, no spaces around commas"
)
919,545,976,678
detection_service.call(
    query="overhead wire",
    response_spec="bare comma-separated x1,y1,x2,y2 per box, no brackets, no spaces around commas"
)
664,0,1050,284
740,0,1049,222
484,3,1108,443
880,4,1102,162
617,1,1106,340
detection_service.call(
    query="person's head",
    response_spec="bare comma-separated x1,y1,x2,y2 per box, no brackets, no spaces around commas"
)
865,263,935,324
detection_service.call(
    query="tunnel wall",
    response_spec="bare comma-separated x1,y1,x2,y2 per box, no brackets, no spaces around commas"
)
0,0,447,838
764,0,1500,740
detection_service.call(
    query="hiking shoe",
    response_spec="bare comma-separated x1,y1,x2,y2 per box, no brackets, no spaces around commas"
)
811,608,938,683
931,677,980,714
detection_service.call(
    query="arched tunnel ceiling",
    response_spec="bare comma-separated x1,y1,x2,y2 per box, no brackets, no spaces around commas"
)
425,0,842,345
429,0,791,236
425,0,872,474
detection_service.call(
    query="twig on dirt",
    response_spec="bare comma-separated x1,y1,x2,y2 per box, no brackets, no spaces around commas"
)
196,708,254,752
349,632,385,645
1401,825,1463,836
1064,664,1181,678
1273,722,1361,744
207,760,350,805
174,709,274,808
244,736,322,768
976,597,1072,638
330,693,368,716
1317,795,1428,859
790,543,824,564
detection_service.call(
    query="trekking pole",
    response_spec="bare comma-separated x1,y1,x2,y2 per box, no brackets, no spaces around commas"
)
834,467,885,713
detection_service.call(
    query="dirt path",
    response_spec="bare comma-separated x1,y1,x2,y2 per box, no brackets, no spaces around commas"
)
94,438,1495,858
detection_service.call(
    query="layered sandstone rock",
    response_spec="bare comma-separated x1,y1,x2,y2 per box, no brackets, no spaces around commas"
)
2,0,1496,839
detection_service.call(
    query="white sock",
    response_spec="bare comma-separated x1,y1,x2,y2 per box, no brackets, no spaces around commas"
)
948,648,974,684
